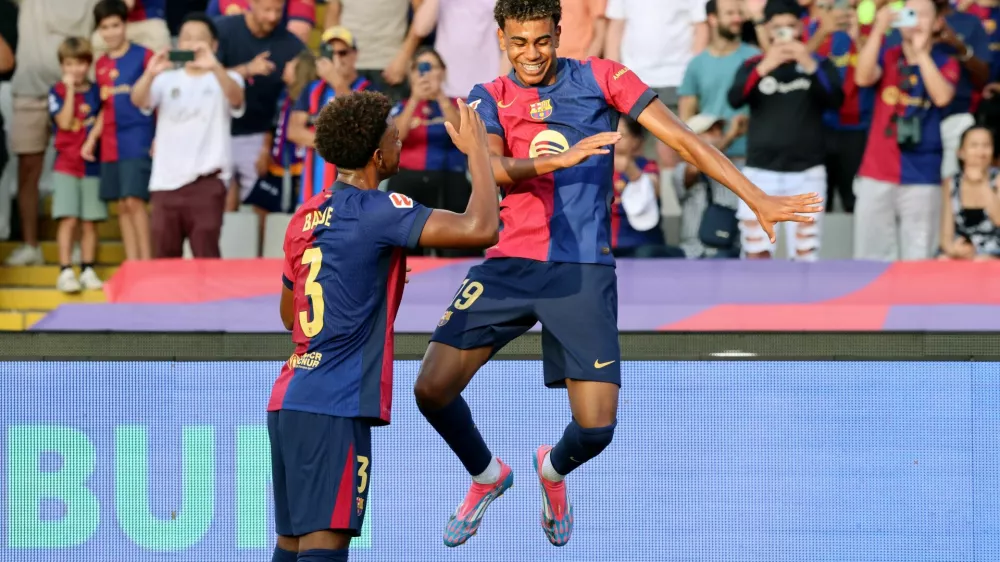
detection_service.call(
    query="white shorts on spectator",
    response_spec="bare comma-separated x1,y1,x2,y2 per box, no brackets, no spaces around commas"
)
737,165,827,260
231,133,268,202
940,113,976,179
852,176,940,261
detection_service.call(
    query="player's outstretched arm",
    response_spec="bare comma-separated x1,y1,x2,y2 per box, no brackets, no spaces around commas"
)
488,131,622,185
637,99,824,242
417,100,500,249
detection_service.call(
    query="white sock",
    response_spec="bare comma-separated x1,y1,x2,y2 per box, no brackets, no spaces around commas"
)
541,451,565,482
472,457,501,484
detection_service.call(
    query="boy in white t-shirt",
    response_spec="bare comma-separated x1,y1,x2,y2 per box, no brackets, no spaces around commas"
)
130,12,246,258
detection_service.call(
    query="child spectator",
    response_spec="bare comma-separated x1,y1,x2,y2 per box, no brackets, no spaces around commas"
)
87,0,156,262
244,49,316,252
939,125,1000,260
131,13,246,259
49,37,106,293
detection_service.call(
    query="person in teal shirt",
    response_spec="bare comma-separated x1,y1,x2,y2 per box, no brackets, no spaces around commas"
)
678,0,760,163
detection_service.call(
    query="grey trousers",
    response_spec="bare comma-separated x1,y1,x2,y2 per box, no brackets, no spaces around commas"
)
853,176,940,261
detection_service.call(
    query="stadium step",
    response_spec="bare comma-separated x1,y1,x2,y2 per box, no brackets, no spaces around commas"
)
0,241,125,266
0,266,118,287
0,288,105,311
0,311,48,331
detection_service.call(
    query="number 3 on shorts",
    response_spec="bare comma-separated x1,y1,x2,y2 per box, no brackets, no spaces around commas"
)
453,278,484,310
356,455,369,493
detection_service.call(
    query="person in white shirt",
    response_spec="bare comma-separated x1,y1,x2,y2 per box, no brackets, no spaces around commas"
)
131,12,245,258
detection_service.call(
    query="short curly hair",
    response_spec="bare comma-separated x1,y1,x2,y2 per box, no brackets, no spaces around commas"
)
314,91,393,170
494,0,561,30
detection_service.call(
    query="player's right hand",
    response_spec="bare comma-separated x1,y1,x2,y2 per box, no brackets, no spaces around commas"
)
557,132,622,168
444,99,488,156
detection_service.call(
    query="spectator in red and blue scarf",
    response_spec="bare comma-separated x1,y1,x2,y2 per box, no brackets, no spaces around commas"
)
386,47,476,257
802,0,874,213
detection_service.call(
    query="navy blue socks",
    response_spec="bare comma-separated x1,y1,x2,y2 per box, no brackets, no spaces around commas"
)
272,546,297,562
418,395,493,476
549,419,617,476
298,548,348,562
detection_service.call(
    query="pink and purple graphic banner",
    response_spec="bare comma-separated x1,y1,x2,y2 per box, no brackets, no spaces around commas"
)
30,259,1000,332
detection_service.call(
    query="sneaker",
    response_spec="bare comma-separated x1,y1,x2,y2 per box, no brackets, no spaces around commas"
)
4,244,44,266
443,458,513,547
79,267,103,290
532,445,573,546
56,268,81,293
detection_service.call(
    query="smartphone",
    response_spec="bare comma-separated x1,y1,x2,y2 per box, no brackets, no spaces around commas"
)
417,61,432,76
892,7,918,28
168,50,195,63
774,26,796,43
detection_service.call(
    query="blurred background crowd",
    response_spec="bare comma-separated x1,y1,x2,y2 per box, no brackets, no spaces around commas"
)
1,0,1000,295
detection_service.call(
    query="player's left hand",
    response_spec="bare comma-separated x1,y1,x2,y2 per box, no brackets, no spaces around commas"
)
190,42,220,71
750,192,825,243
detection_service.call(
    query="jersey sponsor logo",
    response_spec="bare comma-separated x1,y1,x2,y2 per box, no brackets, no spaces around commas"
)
758,76,810,96
287,352,322,370
389,192,414,208
528,130,569,158
529,99,554,120
100,83,133,101
497,96,517,108
880,85,932,109
467,99,482,110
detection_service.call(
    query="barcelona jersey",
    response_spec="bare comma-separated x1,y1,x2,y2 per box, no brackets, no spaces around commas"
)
610,156,662,249
391,98,466,173
467,57,656,265
95,43,155,162
803,20,874,131
268,183,431,424
48,83,101,178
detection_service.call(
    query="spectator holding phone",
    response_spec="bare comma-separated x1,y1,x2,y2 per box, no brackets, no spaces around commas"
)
854,0,959,260
804,0,872,213
48,37,106,293
386,47,473,257
131,13,246,259
87,0,156,262
287,26,371,203
939,125,1000,260
727,0,843,260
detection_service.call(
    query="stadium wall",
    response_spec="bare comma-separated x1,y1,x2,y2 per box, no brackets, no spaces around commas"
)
2,355,999,561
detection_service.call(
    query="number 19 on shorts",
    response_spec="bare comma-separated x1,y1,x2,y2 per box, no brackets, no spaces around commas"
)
453,278,484,310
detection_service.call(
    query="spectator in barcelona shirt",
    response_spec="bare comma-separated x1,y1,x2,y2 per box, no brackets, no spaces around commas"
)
728,0,843,260
48,37,106,293
216,0,304,211
679,0,760,168
288,26,372,201
803,0,874,213
87,0,157,262
854,0,960,260
386,47,477,257
207,0,315,44
131,13,246,259
91,0,172,54
939,125,1000,260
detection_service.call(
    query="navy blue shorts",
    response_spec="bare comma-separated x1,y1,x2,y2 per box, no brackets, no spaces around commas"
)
430,258,621,387
244,172,301,213
268,410,372,537
100,158,151,202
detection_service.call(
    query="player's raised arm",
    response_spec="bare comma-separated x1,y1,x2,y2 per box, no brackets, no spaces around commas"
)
416,100,501,248
637,99,823,242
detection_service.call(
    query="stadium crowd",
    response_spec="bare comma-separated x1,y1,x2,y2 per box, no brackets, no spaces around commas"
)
1,0,1000,292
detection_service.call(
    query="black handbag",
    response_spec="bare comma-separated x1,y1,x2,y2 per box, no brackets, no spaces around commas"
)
697,174,739,251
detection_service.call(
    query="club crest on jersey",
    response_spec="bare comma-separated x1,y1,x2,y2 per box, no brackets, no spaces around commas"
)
438,310,452,327
389,192,414,208
529,99,553,120
356,497,365,516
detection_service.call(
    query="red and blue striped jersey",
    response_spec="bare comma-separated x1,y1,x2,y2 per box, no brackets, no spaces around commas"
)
391,98,466,173
294,77,371,204
962,3,1000,82
95,43,155,162
611,156,663,249
128,0,165,21
268,183,431,424
858,46,960,185
468,57,656,265
48,83,101,178
269,90,305,177
804,20,874,131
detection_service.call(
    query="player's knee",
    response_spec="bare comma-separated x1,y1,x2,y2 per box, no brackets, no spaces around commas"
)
577,420,617,458
413,375,452,411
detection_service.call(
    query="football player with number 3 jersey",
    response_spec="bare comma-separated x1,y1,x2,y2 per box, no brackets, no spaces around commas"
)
412,0,826,549
268,92,499,562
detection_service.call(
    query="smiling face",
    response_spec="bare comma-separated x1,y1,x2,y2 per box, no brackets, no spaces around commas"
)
497,16,560,86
